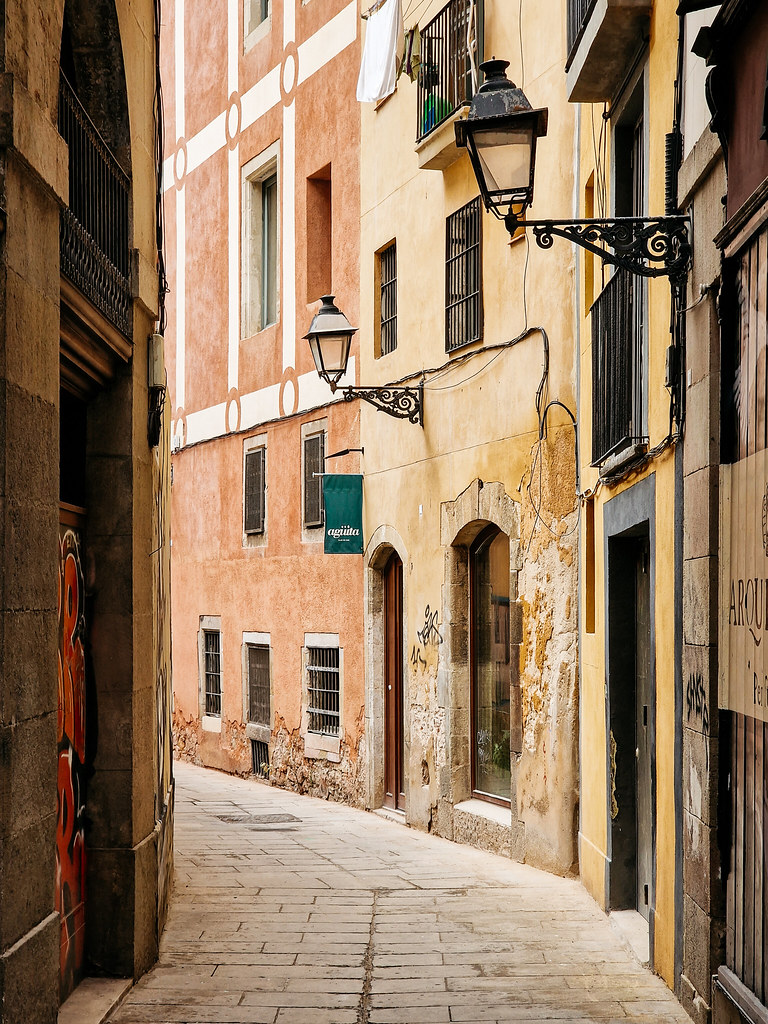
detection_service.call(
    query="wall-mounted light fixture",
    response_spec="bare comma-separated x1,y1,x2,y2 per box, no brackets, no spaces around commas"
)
304,295,423,425
455,59,691,284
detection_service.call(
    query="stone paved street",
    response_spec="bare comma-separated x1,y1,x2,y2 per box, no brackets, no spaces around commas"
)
108,762,691,1024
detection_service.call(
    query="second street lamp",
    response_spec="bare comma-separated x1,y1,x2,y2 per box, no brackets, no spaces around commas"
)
455,59,691,284
304,295,423,426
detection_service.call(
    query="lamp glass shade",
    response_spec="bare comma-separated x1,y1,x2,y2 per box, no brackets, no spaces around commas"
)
310,332,351,378
471,127,534,196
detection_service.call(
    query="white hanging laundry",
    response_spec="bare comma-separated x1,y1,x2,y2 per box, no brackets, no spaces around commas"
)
357,0,404,104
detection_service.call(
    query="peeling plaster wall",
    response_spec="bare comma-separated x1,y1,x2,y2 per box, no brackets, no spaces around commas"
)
517,431,580,876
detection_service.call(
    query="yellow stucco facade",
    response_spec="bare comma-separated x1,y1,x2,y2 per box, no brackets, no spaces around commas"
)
575,0,682,987
359,0,581,873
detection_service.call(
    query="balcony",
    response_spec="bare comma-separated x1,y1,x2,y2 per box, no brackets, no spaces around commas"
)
591,268,647,468
565,0,651,103
58,74,132,339
415,0,482,170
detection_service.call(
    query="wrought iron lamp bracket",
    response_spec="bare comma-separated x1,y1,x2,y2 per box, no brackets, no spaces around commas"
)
506,215,691,283
333,383,424,426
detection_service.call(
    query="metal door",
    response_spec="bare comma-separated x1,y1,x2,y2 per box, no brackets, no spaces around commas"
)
635,543,653,920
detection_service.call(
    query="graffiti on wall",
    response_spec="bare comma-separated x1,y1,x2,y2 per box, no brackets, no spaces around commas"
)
411,604,442,669
56,523,87,1001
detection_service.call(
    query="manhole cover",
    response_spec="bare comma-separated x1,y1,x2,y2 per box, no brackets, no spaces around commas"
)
216,813,300,825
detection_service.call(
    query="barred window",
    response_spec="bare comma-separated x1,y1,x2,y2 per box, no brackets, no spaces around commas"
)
379,242,397,357
303,432,325,528
244,446,266,534
445,197,482,352
204,630,222,716
306,646,340,736
247,643,270,726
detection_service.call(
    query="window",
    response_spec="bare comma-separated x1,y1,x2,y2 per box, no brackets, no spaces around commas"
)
306,646,340,736
376,242,397,357
244,446,266,535
592,76,647,466
242,148,279,336
471,526,511,804
306,166,332,303
246,643,270,725
303,431,325,529
245,0,269,41
446,197,482,352
416,0,481,142
203,629,222,716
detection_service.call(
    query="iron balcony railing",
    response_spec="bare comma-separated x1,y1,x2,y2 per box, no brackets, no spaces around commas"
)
417,0,482,143
58,74,132,337
591,268,646,465
566,0,597,66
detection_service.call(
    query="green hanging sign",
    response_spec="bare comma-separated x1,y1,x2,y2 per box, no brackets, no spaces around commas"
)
323,474,363,554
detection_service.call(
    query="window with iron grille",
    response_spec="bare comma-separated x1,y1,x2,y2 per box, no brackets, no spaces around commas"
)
204,630,222,716
244,446,266,534
306,646,340,736
251,739,270,779
592,79,647,466
247,643,270,726
378,243,397,357
446,198,482,352
416,0,483,143
303,432,325,528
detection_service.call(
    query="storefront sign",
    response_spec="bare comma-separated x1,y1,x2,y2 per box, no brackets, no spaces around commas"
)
323,474,363,554
720,449,768,722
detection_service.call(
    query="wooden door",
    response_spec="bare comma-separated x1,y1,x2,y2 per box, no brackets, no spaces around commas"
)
383,552,405,810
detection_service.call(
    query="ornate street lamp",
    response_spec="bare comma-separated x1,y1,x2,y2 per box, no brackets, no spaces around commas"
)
304,295,423,425
455,59,691,283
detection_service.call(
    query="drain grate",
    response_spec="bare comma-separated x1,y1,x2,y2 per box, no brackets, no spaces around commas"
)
216,813,300,825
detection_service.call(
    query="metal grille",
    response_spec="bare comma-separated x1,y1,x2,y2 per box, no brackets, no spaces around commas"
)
591,268,646,465
446,198,482,352
303,433,325,528
306,646,340,736
58,74,132,337
566,0,598,65
204,630,222,716
417,0,481,142
250,740,270,780
247,644,270,726
244,448,266,534
380,243,397,356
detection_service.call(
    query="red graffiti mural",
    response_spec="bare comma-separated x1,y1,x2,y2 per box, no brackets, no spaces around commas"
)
56,524,87,1002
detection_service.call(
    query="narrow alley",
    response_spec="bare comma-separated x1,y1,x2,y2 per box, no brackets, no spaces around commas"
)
108,763,690,1024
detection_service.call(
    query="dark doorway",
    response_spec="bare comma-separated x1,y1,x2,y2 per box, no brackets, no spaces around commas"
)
383,551,405,810
608,532,654,921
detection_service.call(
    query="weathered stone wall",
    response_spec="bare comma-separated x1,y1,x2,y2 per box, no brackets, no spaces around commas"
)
679,128,727,1024
269,714,367,808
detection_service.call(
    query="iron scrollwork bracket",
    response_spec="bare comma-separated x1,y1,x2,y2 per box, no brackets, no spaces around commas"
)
338,383,424,426
508,215,692,283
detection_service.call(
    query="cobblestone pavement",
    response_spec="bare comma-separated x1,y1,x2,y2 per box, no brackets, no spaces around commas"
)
109,762,691,1024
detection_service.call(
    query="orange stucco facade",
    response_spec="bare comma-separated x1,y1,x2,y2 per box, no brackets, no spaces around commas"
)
162,0,366,799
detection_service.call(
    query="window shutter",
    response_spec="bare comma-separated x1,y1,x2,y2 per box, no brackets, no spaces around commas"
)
303,433,325,527
245,448,265,534
247,644,270,726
